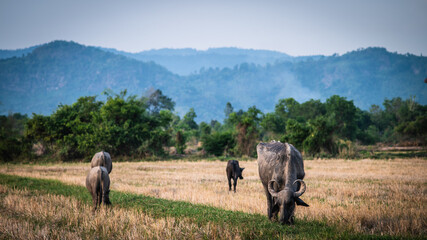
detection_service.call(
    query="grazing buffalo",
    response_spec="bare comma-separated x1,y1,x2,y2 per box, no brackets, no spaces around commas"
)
257,141,309,224
226,160,245,192
86,166,111,211
91,151,112,174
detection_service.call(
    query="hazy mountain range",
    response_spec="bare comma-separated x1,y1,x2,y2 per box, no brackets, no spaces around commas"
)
99,46,323,75
1,40,426,122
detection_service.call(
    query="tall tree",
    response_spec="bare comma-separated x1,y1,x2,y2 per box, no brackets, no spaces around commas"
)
325,95,357,140
180,108,198,130
143,89,175,115
229,106,262,156
224,102,234,118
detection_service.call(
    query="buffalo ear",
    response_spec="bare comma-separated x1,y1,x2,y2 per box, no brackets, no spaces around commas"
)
240,168,245,172
295,197,309,207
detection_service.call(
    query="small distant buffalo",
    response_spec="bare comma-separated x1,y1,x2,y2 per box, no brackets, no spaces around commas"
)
226,160,245,192
86,166,111,211
91,151,112,174
257,141,309,224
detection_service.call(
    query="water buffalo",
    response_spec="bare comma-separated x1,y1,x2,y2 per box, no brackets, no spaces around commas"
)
257,141,309,224
86,166,111,211
226,160,244,192
91,151,112,174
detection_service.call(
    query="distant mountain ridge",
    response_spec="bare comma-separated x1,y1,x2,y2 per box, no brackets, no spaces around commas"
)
0,45,39,60
99,46,295,75
1,40,426,122
0,41,179,115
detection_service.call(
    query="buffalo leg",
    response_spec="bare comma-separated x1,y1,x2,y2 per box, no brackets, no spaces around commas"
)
97,190,102,209
263,187,273,219
227,177,232,191
91,192,97,211
233,178,237,193
264,189,279,220
271,203,279,220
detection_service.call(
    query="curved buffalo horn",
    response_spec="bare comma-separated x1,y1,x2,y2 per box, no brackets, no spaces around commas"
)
293,179,306,198
267,180,279,197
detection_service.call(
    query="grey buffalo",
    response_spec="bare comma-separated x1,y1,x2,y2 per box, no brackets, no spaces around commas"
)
257,141,309,224
91,151,112,174
86,166,111,211
226,160,244,192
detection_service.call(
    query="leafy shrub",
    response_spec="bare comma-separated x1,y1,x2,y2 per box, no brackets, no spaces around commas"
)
302,116,335,156
356,125,380,145
202,131,235,156
0,113,31,162
280,119,309,150
175,130,186,154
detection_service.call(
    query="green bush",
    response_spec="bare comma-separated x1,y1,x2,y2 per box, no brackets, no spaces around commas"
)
0,113,31,162
21,90,175,160
302,116,335,156
202,131,235,156
175,130,186,154
280,119,309,150
0,136,26,162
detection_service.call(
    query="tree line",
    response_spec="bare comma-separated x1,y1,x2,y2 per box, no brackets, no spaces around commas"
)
1,89,426,162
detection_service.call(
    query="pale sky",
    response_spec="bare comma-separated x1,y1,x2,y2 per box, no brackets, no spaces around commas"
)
1,0,426,56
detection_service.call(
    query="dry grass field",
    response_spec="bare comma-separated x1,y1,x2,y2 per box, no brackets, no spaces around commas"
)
0,185,239,239
1,157,426,237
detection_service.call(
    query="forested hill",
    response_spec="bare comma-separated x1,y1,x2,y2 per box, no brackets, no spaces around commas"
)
0,41,180,116
290,47,427,110
1,40,426,122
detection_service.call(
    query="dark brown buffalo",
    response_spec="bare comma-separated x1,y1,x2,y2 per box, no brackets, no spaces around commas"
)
226,160,244,192
257,141,309,224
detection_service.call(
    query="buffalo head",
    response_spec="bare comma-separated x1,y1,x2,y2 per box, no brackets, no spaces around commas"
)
268,179,309,224
236,167,244,179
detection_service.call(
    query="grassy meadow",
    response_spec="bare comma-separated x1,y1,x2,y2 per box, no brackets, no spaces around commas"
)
0,157,426,239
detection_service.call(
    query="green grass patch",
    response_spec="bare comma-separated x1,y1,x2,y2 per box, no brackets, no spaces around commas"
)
0,173,406,239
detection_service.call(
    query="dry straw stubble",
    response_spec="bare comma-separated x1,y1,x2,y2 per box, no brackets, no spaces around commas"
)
0,185,241,239
0,157,426,237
